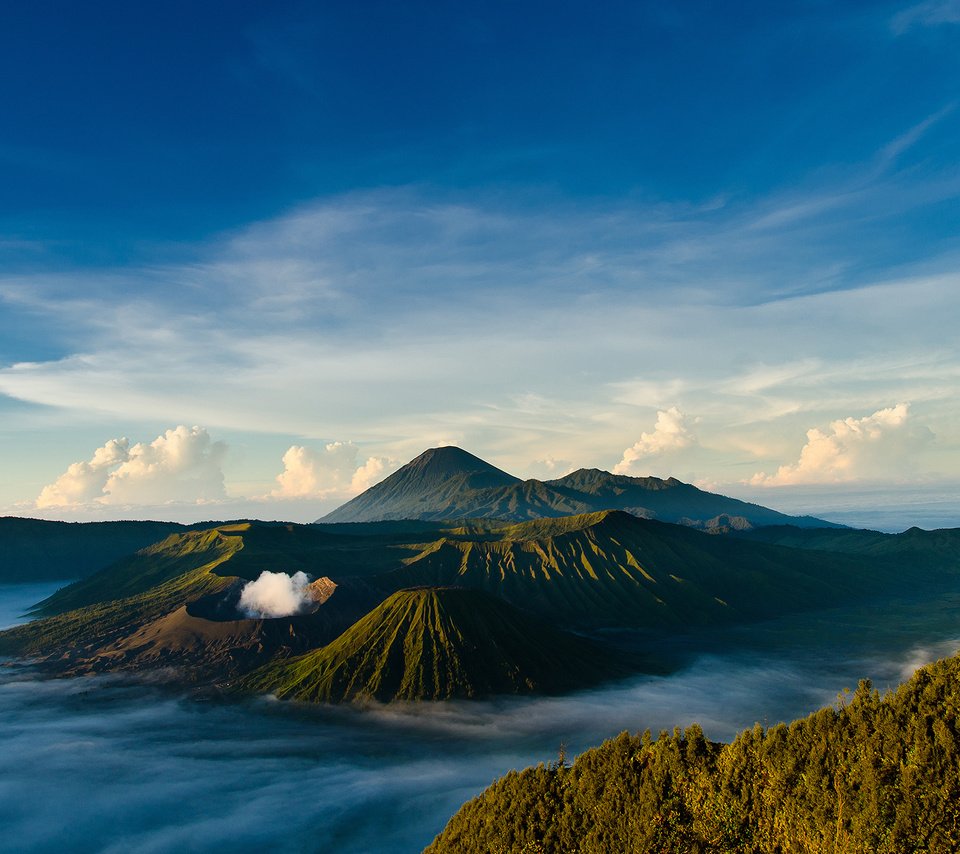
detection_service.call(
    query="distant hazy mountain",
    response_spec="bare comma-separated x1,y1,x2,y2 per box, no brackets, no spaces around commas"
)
320,446,839,529
237,587,633,702
0,517,188,583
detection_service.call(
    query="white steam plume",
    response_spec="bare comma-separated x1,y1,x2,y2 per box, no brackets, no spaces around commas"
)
239,570,314,618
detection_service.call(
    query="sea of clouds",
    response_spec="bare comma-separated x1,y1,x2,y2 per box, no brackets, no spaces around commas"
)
1,583,959,852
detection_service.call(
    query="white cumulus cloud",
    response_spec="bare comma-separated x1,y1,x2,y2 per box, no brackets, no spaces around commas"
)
749,403,931,485
271,441,394,500
36,438,131,507
614,407,695,475
35,426,227,508
239,570,313,618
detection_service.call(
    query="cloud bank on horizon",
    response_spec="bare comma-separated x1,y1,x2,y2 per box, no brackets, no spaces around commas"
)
0,2,958,525
35,426,227,509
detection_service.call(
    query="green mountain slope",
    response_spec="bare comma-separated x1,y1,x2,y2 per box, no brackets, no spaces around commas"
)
427,651,960,853
375,510,875,629
321,446,522,522
0,517,187,582
33,526,245,616
0,522,388,664
319,446,839,529
546,468,835,528
5,514,955,691
31,520,421,618
238,587,633,702
0,559,236,660
3,512,920,668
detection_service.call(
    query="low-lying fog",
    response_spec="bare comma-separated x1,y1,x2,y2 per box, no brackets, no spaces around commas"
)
1,583,959,854
0,582,66,631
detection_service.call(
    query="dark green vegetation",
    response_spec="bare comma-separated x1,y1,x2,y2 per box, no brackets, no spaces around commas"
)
3,505,960,697
2,448,957,709
0,510,902,671
741,523,960,566
238,587,634,702
375,510,878,630
427,652,960,853
0,517,187,582
0,523,382,676
321,446,839,529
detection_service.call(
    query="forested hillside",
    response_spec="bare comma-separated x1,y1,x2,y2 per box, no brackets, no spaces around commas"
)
428,652,960,853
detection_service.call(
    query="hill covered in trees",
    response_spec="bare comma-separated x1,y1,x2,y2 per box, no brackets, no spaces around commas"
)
428,651,960,853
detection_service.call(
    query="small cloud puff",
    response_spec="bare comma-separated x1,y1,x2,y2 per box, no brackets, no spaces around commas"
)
749,403,931,486
525,456,576,481
36,426,227,508
271,441,394,500
614,407,695,475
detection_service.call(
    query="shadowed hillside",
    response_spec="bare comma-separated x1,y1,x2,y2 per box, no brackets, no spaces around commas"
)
741,524,960,566
0,517,188,583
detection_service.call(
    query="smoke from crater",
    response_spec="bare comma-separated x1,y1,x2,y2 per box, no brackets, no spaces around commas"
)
239,570,313,618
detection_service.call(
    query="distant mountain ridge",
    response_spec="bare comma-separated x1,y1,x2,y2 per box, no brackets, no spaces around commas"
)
320,446,839,529
0,517,189,583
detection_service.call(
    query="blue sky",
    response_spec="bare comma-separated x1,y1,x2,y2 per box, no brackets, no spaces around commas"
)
1,1,958,527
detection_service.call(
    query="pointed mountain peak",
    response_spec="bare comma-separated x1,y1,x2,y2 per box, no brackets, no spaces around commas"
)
401,446,518,483
319,447,521,523
320,447,836,529
238,586,630,702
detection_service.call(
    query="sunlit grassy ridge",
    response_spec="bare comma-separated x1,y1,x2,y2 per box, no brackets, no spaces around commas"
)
238,587,632,702
34,526,245,616
31,521,423,620
0,562,234,659
1,522,404,661
5,513,958,698
383,511,876,629
427,651,960,852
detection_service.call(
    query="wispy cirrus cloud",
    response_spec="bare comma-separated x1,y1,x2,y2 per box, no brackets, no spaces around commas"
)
0,113,959,504
892,0,960,33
